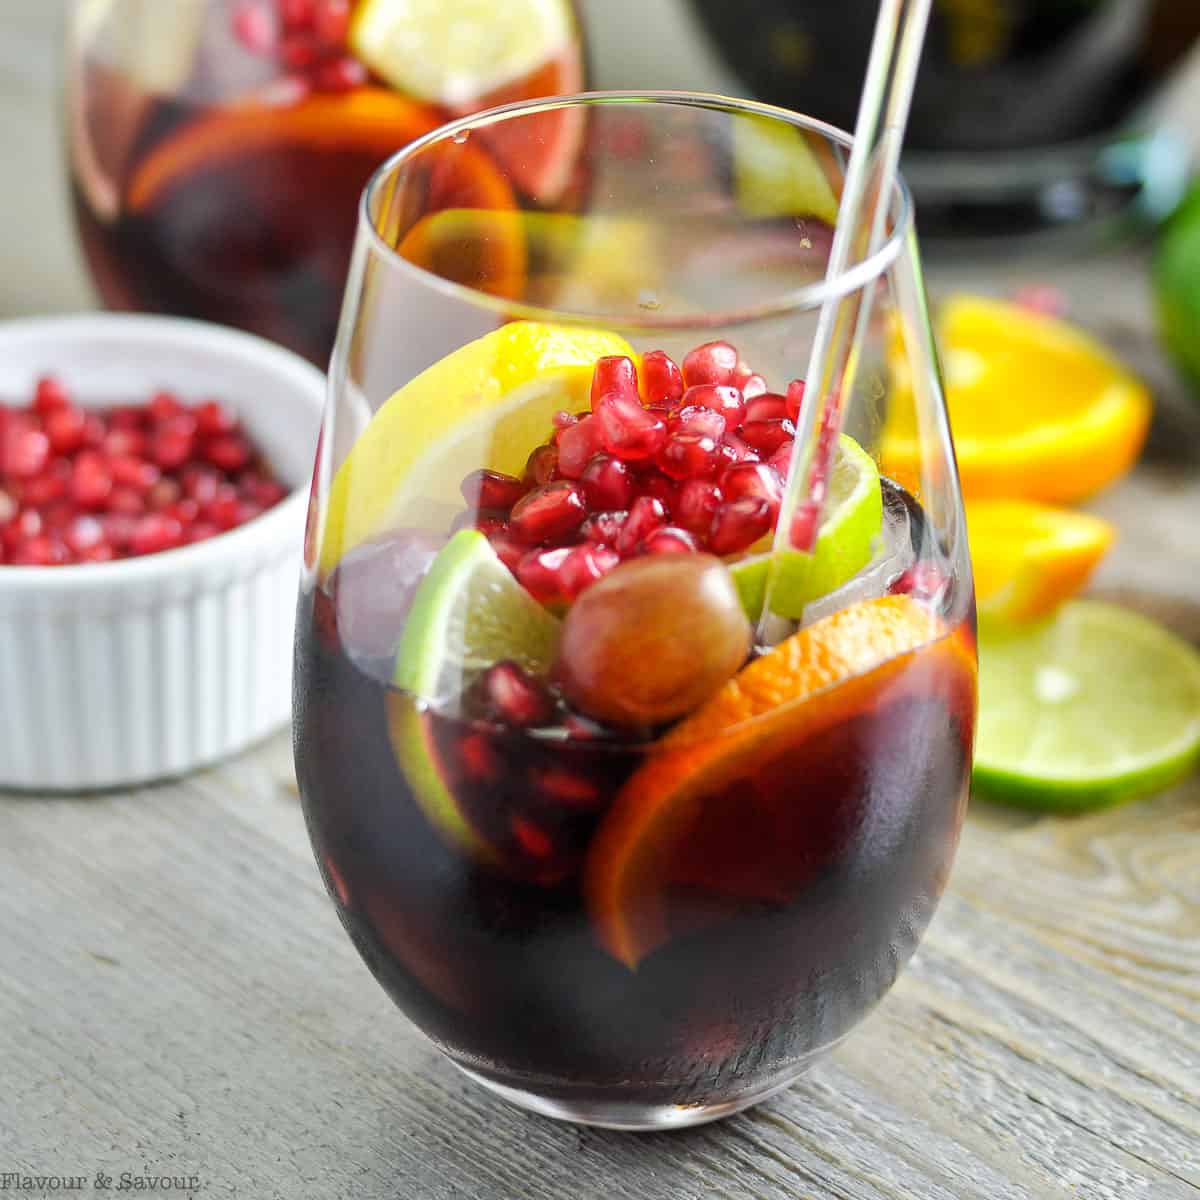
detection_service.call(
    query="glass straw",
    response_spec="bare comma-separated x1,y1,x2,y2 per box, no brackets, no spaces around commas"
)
757,0,933,641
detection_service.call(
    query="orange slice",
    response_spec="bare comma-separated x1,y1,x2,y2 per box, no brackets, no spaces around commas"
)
585,596,977,969
884,295,1151,504
967,499,1115,625
396,208,527,300
127,88,439,213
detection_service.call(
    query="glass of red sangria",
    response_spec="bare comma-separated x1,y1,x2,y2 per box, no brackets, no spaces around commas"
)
65,0,585,365
294,93,977,1129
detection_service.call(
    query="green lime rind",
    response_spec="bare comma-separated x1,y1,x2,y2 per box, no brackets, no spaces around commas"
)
389,530,560,855
732,112,840,223
973,600,1200,813
1154,181,1200,397
730,434,884,621
393,529,560,698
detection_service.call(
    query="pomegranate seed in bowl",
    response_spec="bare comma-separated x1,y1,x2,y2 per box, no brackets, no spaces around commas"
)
0,376,288,566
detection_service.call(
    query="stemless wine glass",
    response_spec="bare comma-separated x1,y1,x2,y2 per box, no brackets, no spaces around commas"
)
65,0,586,365
294,93,977,1130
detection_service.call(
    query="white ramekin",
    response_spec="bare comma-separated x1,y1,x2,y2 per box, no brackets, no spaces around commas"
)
0,314,324,790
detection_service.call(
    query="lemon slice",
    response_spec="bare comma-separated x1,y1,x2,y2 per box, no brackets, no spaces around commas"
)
350,0,574,107
320,322,634,574
728,435,884,620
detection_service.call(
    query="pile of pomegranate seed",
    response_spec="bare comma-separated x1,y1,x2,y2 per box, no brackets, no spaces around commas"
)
0,376,287,566
455,342,813,607
232,0,366,94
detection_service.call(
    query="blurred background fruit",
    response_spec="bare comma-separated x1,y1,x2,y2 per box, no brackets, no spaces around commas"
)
1154,177,1200,398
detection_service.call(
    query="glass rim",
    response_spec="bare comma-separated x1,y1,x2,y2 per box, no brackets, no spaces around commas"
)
359,90,915,331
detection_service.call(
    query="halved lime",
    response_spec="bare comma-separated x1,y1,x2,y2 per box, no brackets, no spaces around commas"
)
389,530,560,855
974,601,1200,811
729,434,884,620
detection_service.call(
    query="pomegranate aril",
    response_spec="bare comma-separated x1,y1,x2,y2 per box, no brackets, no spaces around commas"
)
615,494,666,557
553,409,577,430
148,391,183,422
739,372,768,399
487,531,526,574
533,765,603,809
182,465,222,504
102,428,146,458
890,563,948,601
9,509,43,544
187,522,220,545
789,502,820,551
4,429,50,478
595,392,667,462
239,475,287,507
642,526,699,555
743,394,789,424
79,543,116,563
639,350,685,406
767,441,795,476
559,543,621,598
683,340,739,387
483,661,556,727
65,515,105,554
166,499,202,526
460,468,527,511
12,535,68,566
106,487,147,516
44,407,88,454
722,432,758,464
721,461,784,514
101,514,137,549
680,383,745,427
708,497,773,555
34,376,71,414
109,456,160,491
195,399,239,436
22,463,70,507
130,514,185,556
675,478,723,536
312,0,350,44
511,816,556,860
108,406,146,431
205,487,243,531
524,444,559,487
556,415,605,478
740,418,795,455
581,510,627,546
278,0,314,28
204,434,252,472
451,507,507,537
70,451,113,510
656,431,720,481
313,55,367,91
590,355,639,410
580,454,634,510
516,546,573,606
148,478,183,511
668,405,725,440
233,1,276,53
0,489,15,525
785,379,807,423
151,429,194,471
638,469,678,515
509,481,587,543
458,732,499,780
280,31,319,69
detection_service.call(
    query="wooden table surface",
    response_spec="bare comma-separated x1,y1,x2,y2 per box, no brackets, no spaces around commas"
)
3,5,1199,1198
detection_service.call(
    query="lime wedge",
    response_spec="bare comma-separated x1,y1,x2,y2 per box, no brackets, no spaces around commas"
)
974,601,1200,811
729,434,884,620
350,0,572,107
389,530,560,856
394,529,559,701
732,113,840,223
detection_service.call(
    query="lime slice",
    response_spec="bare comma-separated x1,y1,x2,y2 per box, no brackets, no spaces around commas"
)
320,321,634,575
729,434,884,621
394,529,560,701
350,0,572,107
389,530,560,855
732,113,840,223
974,601,1200,811
1154,180,1200,399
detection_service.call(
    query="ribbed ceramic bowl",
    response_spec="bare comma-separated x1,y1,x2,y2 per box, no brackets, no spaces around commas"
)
0,314,324,790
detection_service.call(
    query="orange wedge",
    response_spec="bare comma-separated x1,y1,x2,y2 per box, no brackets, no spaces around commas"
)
127,88,439,213
884,295,1151,504
967,499,1115,625
585,596,977,969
